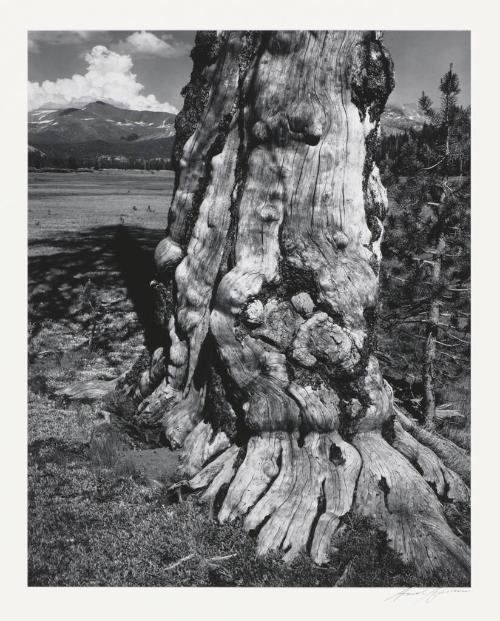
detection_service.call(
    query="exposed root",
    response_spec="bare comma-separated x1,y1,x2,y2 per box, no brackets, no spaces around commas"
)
218,433,284,523
135,380,180,427
185,431,361,564
395,405,470,483
161,385,206,449
179,425,470,580
392,420,469,503
132,379,206,449
59,347,166,406
132,347,166,402
56,378,118,401
188,445,240,495
60,348,163,403
352,431,470,582
179,420,230,478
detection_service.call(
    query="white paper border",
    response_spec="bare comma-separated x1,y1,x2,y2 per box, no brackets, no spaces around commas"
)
2,0,498,618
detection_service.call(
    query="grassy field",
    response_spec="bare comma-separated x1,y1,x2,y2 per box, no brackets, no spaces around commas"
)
27,170,468,587
29,169,172,251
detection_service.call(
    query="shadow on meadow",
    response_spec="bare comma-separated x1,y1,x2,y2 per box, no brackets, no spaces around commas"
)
29,224,164,351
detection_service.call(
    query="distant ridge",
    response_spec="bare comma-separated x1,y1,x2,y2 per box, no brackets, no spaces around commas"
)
380,102,427,136
28,101,176,162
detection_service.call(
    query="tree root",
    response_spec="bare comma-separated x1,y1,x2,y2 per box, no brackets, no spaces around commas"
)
161,385,206,449
181,430,361,564
392,420,469,502
56,378,118,401
179,420,230,478
133,347,166,402
394,405,470,483
176,424,470,580
352,431,469,582
135,380,179,427
59,347,167,406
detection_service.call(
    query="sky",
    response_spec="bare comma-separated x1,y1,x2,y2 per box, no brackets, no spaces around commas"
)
28,31,470,113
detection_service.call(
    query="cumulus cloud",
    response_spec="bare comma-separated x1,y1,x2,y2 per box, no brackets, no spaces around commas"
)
28,31,96,53
112,31,189,59
28,45,178,113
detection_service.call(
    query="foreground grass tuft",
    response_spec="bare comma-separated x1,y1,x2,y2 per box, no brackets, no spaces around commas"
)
29,389,461,587
28,452,434,586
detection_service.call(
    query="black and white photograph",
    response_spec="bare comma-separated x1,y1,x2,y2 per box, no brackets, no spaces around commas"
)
2,0,494,603
25,26,473,588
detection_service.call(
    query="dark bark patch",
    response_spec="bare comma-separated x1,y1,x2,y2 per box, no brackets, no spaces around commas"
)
362,126,379,194
280,260,319,300
199,336,243,440
180,111,235,251
173,32,224,183
329,443,346,466
381,414,396,444
204,365,238,440
217,31,263,278
378,476,391,511
350,33,395,124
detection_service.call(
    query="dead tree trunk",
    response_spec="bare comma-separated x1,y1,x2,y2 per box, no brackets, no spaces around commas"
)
118,31,469,581
423,233,446,428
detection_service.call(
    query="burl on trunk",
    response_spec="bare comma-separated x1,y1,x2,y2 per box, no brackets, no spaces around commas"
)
118,31,470,581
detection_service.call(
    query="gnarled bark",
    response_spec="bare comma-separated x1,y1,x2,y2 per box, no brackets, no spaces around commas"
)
115,31,470,582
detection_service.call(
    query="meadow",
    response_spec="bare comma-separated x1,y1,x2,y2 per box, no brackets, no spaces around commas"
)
28,169,172,248
27,170,468,587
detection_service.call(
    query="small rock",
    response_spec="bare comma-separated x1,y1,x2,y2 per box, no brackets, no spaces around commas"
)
291,292,315,316
244,299,264,325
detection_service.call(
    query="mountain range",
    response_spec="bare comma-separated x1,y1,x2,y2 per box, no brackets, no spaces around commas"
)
28,101,176,162
28,100,425,165
380,102,427,136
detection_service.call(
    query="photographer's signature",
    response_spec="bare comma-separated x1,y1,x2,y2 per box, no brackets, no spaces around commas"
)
386,587,469,603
